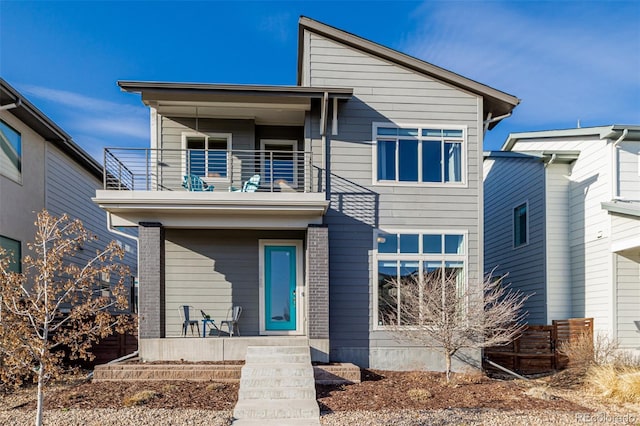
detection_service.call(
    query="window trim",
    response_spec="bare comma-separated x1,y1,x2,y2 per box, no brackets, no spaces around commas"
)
260,139,299,189
513,201,529,249
0,118,23,184
181,132,232,182
0,235,22,273
371,122,467,187
372,228,468,331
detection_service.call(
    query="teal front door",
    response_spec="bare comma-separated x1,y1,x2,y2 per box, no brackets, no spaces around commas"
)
264,245,297,331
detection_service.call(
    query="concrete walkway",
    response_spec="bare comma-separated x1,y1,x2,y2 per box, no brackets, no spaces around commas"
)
232,345,320,425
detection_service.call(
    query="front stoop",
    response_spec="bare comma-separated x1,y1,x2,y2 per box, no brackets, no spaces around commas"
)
232,346,320,425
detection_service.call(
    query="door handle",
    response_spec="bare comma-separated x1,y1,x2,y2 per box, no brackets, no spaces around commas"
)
292,290,296,306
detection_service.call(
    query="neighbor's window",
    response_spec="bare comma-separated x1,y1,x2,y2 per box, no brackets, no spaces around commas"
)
513,202,528,247
0,119,22,182
0,235,21,273
184,133,231,179
375,125,464,184
376,231,465,326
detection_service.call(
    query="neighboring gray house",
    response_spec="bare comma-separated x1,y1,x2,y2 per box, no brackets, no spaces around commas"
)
0,78,137,311
94,17,519,370
484,125,640,352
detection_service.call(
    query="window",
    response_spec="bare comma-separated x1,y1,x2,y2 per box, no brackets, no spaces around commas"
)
261,139,298,188
376,231,466,326
183,133,231,179
0,119,22,182
374,124,464,184
0,235,21,273
513,202,528,247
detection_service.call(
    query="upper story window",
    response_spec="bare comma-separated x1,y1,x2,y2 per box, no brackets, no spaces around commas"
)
182,133,231,180
513,202,528,248
0,235,21,273
0,119,22,182
374,124,465,185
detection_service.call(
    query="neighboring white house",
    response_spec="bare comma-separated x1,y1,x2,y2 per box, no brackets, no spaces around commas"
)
0,78,138,311
484,125,640,351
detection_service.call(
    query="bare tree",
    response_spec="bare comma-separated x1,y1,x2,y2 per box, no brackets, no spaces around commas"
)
380,268,530,382
0,210,134,426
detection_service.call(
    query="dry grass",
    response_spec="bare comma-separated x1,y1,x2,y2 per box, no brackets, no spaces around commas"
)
406,388,434,402
206,382,227,391
123,390,158,407
587,365,640,404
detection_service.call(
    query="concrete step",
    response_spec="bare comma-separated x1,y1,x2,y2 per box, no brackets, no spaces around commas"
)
232,419,320,426
241,364,313,378
233,399,319,420
239,386,316,400
245,353,311,364
246,346,309,356
239,376,315,388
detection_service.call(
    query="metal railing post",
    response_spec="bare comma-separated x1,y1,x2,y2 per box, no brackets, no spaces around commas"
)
103,149,107,189
269,151,274,192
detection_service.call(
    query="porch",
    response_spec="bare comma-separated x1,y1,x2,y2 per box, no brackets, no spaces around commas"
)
136,226,330,363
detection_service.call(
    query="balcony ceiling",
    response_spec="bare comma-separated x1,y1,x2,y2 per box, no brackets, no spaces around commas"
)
154,101,308,126
119,81,353,125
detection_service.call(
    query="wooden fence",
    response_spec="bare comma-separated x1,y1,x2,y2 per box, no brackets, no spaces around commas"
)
484,318,593,375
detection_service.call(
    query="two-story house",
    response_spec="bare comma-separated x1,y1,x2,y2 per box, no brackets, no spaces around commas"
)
94,17,519,370
0,78,137,311
484,125,640,353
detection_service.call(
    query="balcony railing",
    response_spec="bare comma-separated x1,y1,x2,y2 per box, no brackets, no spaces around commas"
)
103,148,320,193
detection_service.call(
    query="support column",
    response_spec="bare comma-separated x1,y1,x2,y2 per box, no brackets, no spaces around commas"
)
307,224,329,362
138,222,165,339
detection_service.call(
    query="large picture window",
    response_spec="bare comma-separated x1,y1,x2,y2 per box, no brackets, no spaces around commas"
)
0,119,22,182
374,124,464,184
183,133,231,179
376,231,466,327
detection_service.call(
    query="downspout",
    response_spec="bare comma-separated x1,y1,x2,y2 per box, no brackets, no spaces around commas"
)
482,112,512,136
544,153,557,169
320,92,329,197
611,129,628,200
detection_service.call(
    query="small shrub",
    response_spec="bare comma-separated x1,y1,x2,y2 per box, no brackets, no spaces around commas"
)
206,382,226,391
161,384,177,393
452,370,485,385
407,388,434,402
123,390,158,407
558,332,620,368
587,365,640,403
525,386,557,401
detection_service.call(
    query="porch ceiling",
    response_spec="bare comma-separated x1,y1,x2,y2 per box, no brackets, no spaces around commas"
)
93,190,329,228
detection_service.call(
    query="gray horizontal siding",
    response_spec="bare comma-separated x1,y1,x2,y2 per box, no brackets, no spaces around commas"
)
164,229,305,337
46,145,137,311
615,254,640,348
307,32,483,364
484,156,547,324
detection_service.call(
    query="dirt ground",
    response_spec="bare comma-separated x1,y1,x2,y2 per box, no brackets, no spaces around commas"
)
0,368,614,414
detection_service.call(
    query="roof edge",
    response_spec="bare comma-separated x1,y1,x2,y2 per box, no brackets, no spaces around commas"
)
297,16,520,109
118,81,353,98
502,125,640,151
0,78,102,180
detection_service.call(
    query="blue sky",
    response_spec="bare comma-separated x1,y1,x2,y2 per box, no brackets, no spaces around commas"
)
1,0,639,161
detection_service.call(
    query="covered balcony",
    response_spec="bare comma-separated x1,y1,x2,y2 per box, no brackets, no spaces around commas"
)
94,81,352,229
95,147,329,229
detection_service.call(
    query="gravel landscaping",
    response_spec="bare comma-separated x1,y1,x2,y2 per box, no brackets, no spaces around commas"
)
1,368,638,425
